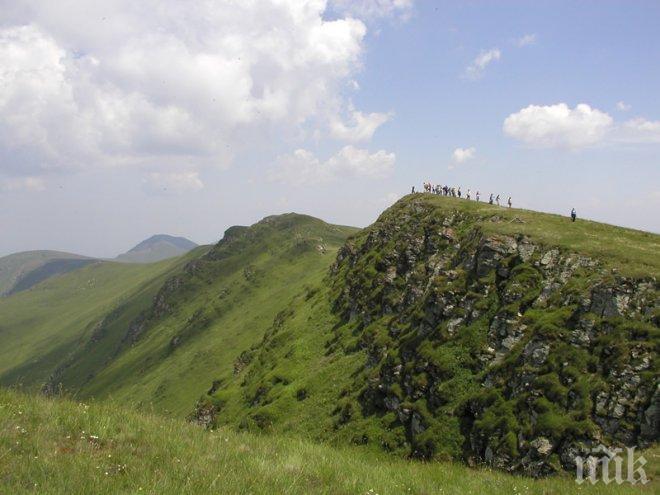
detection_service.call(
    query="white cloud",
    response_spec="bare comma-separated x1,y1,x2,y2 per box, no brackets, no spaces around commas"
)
451,147,476,164
142,170,204,195
515,34,537,47
330,0,414,21
503,103,613,148
0,1,387,182
619,118,660,143
464,48,501,80
504,103,660,148
0,176,46,192
270,145,395,186
330,108,392,142
616,101,631,111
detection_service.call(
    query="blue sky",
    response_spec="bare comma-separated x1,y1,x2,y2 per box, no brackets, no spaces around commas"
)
1,1,659,257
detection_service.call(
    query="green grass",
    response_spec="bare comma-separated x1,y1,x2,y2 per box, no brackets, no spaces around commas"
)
199,198,657,473
34,214,357,418
393,194,659,278
0,253,203,389
1,388,655,495
1,203,657,486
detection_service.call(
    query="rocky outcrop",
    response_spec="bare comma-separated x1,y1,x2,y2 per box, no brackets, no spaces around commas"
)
329,199,658,476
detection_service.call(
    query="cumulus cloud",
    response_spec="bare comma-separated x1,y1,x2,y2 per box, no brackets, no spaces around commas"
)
515,34,537,47
0,176,46,192
0,1,392,183
616,101,631,111
142,171,204,195
504,103,660,148
270,145,395,186
450,147,476,167
330,108,392,142
503,103,613,148
464,48,501,80
330,0,414,21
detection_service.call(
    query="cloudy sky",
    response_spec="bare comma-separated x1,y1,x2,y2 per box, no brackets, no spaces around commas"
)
1,0,659,257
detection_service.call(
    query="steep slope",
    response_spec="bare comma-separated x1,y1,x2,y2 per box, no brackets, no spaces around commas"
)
43,214,356,416
0,250,96,296
0,249,207,391
116,234,198,263
5,389,652,495
195,195,659,476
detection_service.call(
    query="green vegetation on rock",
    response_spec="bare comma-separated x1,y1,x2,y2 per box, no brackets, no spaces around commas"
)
197,196,658,477
1,197,657,480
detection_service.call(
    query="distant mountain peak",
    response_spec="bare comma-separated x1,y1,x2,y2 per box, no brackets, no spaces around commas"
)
117,234,198,263
127,234,197,253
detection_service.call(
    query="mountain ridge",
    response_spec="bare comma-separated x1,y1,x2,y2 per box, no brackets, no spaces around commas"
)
1,198,657,478
192,195,659,476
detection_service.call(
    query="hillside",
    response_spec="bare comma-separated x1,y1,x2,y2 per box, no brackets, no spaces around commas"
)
0,250,97,297
116,234,198,263
2,196,657,478
193,195,659,476
3,214,355,417
1,389,655,494
66,215,356,415
0,249,208,390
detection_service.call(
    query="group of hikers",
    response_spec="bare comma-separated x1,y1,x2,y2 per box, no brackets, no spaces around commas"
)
414,182,513,208
412,182,578,221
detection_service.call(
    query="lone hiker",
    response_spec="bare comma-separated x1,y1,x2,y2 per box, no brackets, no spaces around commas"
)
411,186,415,194
571,208,577,222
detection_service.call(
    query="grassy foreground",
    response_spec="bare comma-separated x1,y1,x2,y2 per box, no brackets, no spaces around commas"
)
0,389,655,494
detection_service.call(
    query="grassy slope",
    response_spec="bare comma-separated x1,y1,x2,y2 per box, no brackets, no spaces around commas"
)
398,194,659,278
0,249,207,390
206,286,371,444
199,195,658,468
69,215,356,417
0,250,92,296
1,389,655,495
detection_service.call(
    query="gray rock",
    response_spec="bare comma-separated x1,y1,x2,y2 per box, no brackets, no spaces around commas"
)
590,286,621,317
384,395,400,411
518,242,536,262
524,341,550,366
410,412,425,435
530,437,553,456
539,249,559,268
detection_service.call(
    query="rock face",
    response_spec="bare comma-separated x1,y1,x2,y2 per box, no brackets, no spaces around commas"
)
329,200,658,476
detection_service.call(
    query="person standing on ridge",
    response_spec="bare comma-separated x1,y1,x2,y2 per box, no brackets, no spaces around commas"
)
466,189,471,200
507,196,512,208
571,208,577,222
476,191,480,202
496,194,500,206
457,187,462,198
489,193,493,204
411,186,415,194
